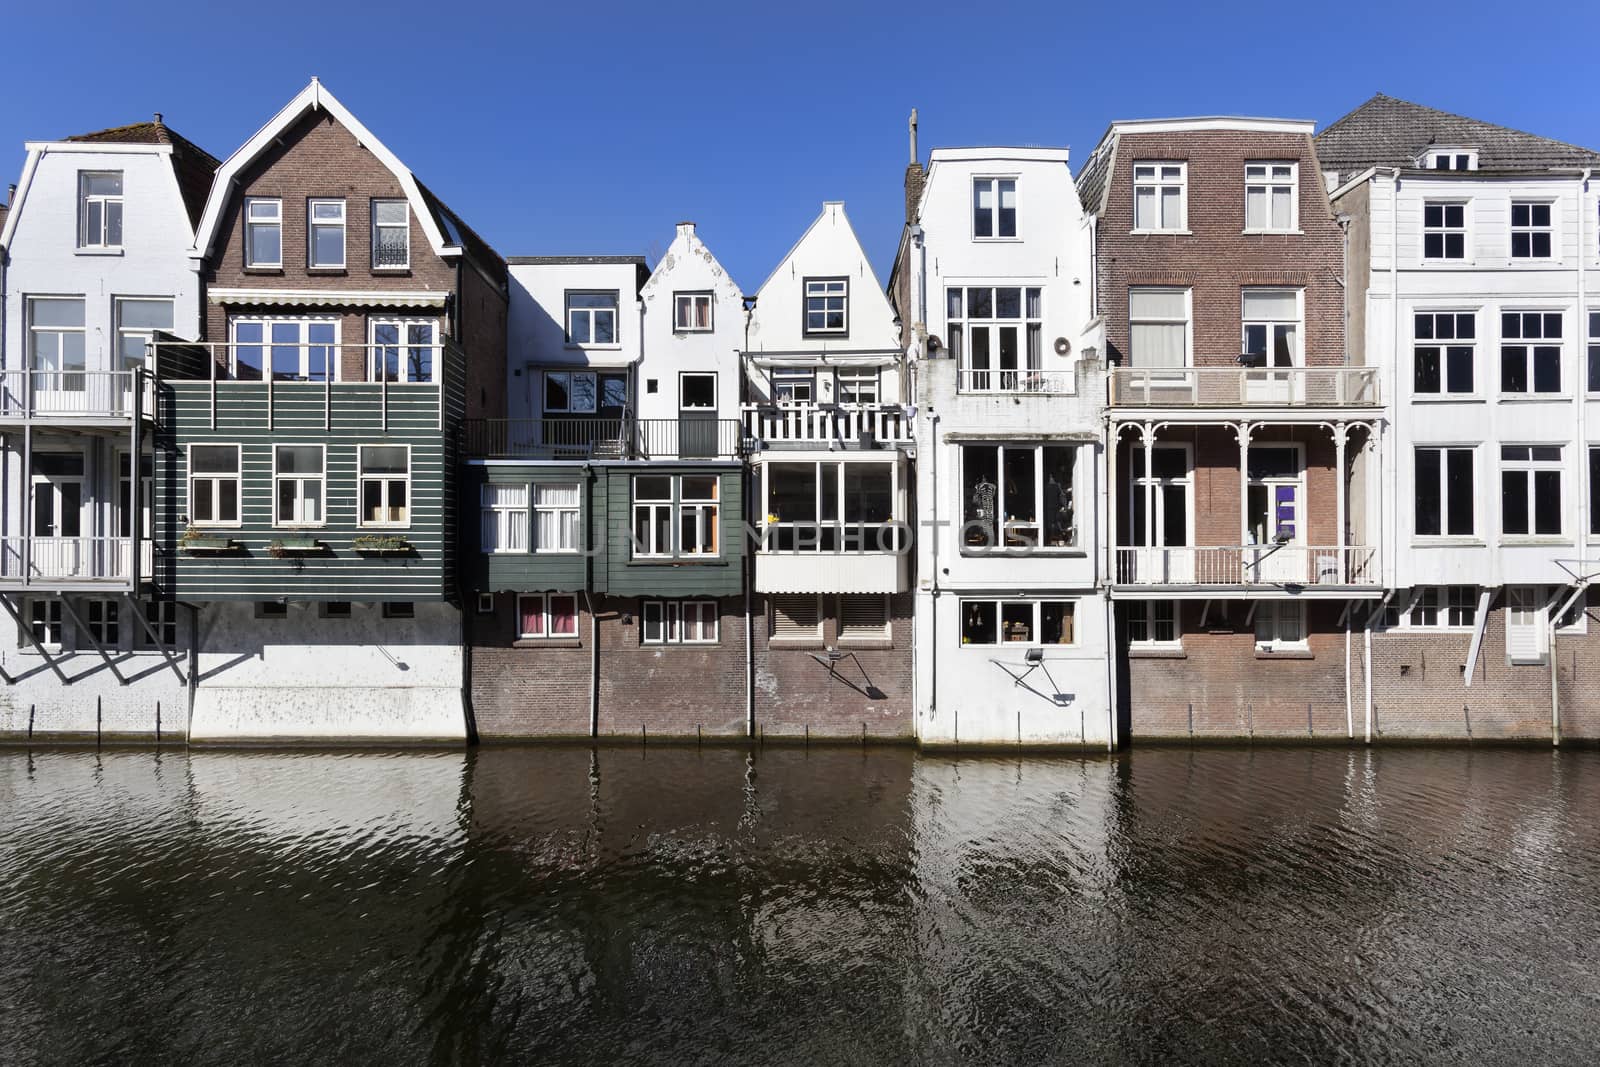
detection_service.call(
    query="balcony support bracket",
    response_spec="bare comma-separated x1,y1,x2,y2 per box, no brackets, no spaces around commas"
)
57,595,129,686
122,594,188,686
0,594,70,685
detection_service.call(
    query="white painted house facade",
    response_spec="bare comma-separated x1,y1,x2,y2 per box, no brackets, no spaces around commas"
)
0,121,212,740
893,143,1113,748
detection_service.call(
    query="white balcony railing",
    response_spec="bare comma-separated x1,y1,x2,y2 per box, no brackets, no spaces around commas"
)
957,368,1075,395
1108,366,1380,408
0,536,148,586
0,370,152,420
1113,544,1378,586
742,404,913,447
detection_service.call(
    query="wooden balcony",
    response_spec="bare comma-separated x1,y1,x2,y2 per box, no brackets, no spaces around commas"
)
742,404,913,449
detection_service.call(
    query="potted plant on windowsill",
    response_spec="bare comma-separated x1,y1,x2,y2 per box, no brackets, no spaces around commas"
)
180,526,235,553
352,534,413,555
268,537,323,558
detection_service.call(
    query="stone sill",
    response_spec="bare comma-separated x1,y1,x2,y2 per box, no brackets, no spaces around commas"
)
1255,649,1314,660
305,267,348,276
513,638,582,650
837,639,895,652
1128,648,1187,659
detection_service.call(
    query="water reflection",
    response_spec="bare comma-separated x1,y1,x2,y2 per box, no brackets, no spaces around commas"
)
1,745,1598,1064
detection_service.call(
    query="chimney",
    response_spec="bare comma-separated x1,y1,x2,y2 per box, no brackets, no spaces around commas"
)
676,221,696,239
153,112,163,126
903,108,925,224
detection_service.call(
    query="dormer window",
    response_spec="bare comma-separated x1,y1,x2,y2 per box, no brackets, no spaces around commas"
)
804,278,848,335
1423,148,1477,171
78,172,123,248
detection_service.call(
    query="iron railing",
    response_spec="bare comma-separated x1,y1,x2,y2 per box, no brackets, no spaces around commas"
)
1108,366,1381,408
462,417,743,460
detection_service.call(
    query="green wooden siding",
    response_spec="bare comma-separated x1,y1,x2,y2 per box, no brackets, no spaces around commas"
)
471,464,598,593
604,465,743,598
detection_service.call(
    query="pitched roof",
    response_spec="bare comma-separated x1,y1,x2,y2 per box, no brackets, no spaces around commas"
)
64,118,220,227
416,179,506,285
1075,134,1115,216
1316,94,1600,182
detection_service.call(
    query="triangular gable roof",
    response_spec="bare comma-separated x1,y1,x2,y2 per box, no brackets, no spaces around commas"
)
191,78,461,262
752,201,891,304
640,224,743,304
1316,93,1600,179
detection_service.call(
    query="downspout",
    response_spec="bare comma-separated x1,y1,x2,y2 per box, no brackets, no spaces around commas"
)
1550,582,1589,747
743,299,756,738
1363,591,1397,744
1561,167,1594,747
928,410,940,736
585,461,598,739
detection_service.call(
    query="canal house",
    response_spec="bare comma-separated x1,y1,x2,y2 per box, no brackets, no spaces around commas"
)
892,131,1114,748
745,202,916,740
0,116,215,740
465,235,746,739
153,79,507,742
1319,96,1600,741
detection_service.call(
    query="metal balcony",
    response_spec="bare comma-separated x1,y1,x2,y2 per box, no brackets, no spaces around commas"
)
462,418,743,460
1109,367,1381,409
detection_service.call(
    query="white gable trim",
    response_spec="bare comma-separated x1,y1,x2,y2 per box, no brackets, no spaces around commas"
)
752,201,891,302
0,147,43,250
190,78,460,263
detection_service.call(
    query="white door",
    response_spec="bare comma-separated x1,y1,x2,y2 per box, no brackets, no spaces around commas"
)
1505,587,1547,664
1243,290,1302,404
1247,447,1304,583
1128,446,1192,583
31,453,86,578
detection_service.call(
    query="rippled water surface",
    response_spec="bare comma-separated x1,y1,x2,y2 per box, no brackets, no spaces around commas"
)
2,744,1599,1065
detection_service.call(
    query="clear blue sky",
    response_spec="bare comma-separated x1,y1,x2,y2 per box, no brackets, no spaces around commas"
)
8,1,1600,291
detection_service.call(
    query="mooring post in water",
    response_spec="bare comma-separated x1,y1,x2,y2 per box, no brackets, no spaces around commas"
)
28,704,34,742
1464,704,1472,740
1307,702,1313,738
155,701,161,746
1016,711,1021,745
641,724,646,747
97,696,103,746
1187,702,1194,738
697,724,702,747
1247,702,1254,740
860,722,866,747
804,724,809,748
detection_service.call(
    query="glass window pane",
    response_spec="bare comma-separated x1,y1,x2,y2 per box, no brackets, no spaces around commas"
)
31,299,85,328
961,601,996,645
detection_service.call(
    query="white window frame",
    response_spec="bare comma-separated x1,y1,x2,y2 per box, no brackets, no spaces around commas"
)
188,443,242,527
1127,287,1192,370
307,198,347,268
1422,200,1468,262
678,475,720,557
1500,444,1564,539
532,483,581,553
972,176,1018,239
674,292,713,332
481,483,529,553
1412,310,1477,397
804,278,848,335
945,284,1045,389
632,474,719,559
78,171,124,249
1499,310,1564,396
772,368,815,405
1587,310,1600,395
371,199,410,270
1132,162,1187,233
137,600,178,650
642,599,720,644
26,598,64,651
230,316,340,382
835,368,880,405
516,592,579,639
565,291,620,347
1244,161,1297,232
244,197,283,268
1124,600,1181,648
85,598,120,648
1511,200,1555,261
1241,288,1303,368
26,296,87,381
679,372,717,411
1413,445,1476,539
959,443,1078,552
368,318,437,384
1253,601,1307,652
958,598,1078,647
359,444,411,528
1384,586,1479,631
114,297,174,374
836,594,891,642
1422,148,1477,171
272,444,326,528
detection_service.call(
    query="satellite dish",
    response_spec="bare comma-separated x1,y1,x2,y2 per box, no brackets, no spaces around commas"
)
1053,337,1071,356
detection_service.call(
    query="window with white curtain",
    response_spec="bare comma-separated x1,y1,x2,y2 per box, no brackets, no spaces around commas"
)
371,200,410,268
533,483,580,552
1244,163,1297,231
1241,289,1301,367
1133,163,1186,231
1128,288,1189,369
1254,601,1306,650
308,199,346,268
481,484,529,552
359,445,410,527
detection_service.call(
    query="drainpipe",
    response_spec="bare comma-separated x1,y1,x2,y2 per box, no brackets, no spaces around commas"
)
584,461,598,739
1562,167,1594,747
1550,583,1589,747
928,410,940,738
1388,169,1401,591
743,298,756,738
1362,591,1396,744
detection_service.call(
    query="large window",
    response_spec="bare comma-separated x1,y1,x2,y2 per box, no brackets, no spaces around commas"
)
1128,288,1189,370
642,600,718,644
28,599,64,650
1423,201,1466,260
1588,311,1600,393
115,298,174,374
308,199,346,268
360,445,410,527
1501,445,1562,537
1124,600,1180,648
835,368,879,405
370,319,436,383
1511,201,1553,259
481,485,528,552
371,200,410,269
534,484,580,552
85,599,120,647
273,445,324,526
27,297,86,385
1133,163,1186,231
244,198,282,267
804,278,848,335
1592,447,1600,537
543,370,628,415
674,292,713,331
632,475,719,557
518,593,578,639
959,599,1076,646
679,372,717,410
231,318,337,382
772,368,814,404
946,285,1043,389
961,444,1075,550
1501,311,1562,394
973,177,1017,238
1254,602,1306,651
763,461,898,552
566,291,618,345
1414,447,1474,537
1241,289,1301,368
1414,311,1475,395
1244,162,1296,232
1384,586,1479,630
78,172,123,248
189,445,240,526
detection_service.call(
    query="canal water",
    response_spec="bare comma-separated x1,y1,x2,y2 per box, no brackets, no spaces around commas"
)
2,744,1597,1065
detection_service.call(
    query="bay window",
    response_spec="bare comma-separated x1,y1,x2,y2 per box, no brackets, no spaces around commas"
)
632,474,719,558
763,460,898,552
359,445,410,527
533,483,580,552
961,444,1075,550
518,593,578,639
959,599,1076,646
273,445,325,526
